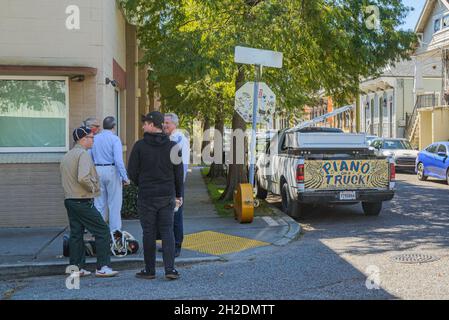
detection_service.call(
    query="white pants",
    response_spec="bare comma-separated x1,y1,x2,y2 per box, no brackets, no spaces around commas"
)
94,166,122,232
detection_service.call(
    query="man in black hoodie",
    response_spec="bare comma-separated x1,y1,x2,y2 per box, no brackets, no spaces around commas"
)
128,111,184,280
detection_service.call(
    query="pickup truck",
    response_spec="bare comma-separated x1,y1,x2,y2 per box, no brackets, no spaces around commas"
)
255,127,395,218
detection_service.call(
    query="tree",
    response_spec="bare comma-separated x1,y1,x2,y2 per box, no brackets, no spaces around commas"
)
121,0,416,200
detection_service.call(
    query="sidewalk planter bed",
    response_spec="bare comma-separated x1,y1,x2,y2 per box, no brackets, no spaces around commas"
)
201,167,274,217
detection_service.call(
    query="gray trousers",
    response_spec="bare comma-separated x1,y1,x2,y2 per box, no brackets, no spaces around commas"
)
138,196,176,273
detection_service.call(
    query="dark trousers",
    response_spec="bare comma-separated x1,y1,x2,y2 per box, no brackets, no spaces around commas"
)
174,187,185,248
138,196,176,273
64,199,111,269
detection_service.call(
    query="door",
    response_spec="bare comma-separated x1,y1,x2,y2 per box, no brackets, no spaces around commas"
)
435,144,449,178
425,144,439,177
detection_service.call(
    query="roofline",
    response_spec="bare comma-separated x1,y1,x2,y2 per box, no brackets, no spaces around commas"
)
416,0,449,33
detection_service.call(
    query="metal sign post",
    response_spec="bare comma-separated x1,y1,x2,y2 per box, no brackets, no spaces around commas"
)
233,46,282,224
249,65,262,187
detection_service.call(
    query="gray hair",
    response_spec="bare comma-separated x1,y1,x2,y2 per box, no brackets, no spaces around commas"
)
165,113,179,126
82,117,99,127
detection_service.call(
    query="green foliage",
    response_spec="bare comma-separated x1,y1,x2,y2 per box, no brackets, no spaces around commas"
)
121,183,139,219
121,0,415,116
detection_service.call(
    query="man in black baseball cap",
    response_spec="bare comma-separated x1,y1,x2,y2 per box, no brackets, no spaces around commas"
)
128,111,184,280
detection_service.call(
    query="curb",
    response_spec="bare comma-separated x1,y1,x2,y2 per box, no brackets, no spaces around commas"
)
0,256,224,280
269,206,302,246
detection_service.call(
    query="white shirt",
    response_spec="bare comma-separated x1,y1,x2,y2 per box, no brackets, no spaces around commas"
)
170,130,190,180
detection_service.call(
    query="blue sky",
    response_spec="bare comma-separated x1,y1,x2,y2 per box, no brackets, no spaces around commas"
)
401,0,426,31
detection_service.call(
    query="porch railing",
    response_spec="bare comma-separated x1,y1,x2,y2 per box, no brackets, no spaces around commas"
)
405,94,437,140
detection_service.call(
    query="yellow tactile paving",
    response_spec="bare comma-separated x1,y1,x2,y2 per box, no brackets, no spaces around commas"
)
182,231,269,255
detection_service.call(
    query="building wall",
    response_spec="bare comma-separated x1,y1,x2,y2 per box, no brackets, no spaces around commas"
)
0,0,103,68
0,0,139,227
0,164,67,227
417,0,449,55
420,110,434,150
432,107,449,142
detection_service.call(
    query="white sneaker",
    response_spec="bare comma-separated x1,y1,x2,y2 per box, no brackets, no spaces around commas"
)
95,266,119,278
69,269,91,278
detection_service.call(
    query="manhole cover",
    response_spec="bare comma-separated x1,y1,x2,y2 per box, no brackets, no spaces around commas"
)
391,253,440,264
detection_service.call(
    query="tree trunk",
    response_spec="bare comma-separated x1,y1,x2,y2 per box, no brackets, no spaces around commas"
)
208,103,226,179
201,116,211,156
220,66,248,201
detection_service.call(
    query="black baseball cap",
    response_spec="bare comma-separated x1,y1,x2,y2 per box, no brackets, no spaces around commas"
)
141,111,164,127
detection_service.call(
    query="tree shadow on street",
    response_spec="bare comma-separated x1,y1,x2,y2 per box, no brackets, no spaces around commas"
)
266,176,449,257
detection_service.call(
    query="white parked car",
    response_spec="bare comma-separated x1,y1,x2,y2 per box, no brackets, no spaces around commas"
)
370,138,418,172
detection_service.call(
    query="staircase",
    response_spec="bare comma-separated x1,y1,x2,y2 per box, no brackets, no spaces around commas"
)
408,114,420,149
405,94,436,148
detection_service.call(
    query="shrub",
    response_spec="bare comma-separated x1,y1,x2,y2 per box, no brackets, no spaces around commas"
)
121,183,139,219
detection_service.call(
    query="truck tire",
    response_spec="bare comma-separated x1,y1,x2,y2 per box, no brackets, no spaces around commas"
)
281,183,305,219
362,201,382,216
255,176,268,200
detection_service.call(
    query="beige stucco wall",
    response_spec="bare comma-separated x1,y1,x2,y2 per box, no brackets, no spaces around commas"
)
0,0,103,68
432,107,449,142
420,110,434,150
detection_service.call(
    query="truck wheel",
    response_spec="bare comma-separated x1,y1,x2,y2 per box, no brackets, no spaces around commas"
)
362,202,382,216
417,163,427,181
255,176,268,200
281,183,306,219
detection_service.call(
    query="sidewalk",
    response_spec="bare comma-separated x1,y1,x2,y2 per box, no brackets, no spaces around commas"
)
0,167,300,279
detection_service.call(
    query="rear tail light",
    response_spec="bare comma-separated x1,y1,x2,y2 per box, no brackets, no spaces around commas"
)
390,162,396,181
296,164,305,183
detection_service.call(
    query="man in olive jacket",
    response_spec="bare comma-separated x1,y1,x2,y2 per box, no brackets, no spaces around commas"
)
60,126,118,278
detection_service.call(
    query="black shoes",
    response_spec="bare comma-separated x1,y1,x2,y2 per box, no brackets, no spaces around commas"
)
165,269,180,280
135,269,156,280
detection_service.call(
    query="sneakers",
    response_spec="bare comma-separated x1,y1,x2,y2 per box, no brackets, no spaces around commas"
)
165,269,180,280
69,268,91,278
95,266,119,278
135,269,156,280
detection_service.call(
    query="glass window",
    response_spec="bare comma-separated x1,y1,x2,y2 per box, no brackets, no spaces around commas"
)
426,144,438,154
0,77,69,152
443,15,449,28
435,18,442,32
437,144,447,154
383,139,412,150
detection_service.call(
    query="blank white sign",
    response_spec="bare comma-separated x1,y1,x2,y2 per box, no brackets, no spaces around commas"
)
234,46,283,68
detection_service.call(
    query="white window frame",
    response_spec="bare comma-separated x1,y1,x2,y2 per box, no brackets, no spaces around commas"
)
0,75,70,153
434,17,442,33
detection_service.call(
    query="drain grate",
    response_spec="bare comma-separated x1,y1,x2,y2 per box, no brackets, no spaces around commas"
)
391,253,440,264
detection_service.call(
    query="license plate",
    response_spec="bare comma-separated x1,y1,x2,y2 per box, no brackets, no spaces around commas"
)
339,191,356,200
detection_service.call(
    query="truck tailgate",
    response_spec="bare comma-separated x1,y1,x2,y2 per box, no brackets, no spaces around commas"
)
304,159,390,191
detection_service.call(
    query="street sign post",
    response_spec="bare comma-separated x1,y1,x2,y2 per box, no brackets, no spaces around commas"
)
234,46,283,190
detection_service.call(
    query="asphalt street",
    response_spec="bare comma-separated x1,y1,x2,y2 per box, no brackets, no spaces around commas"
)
2,173,449,300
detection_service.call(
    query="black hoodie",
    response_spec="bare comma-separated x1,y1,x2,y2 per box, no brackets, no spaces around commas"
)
128,132,183,198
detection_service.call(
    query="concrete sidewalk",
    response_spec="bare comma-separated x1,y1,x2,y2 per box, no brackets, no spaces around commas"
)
0,167,300,279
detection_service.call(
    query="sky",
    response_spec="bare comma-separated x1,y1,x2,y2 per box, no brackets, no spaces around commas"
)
401,0,426,31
